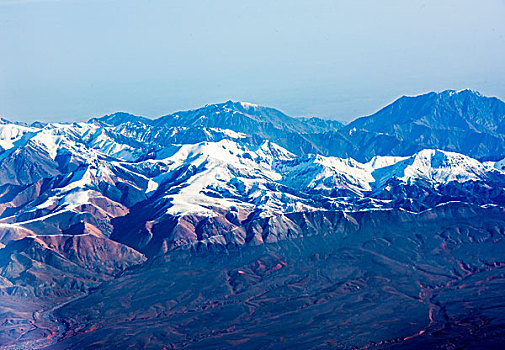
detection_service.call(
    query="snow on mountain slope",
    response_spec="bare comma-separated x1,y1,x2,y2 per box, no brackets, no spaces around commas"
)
278,149,504,199
366,155,408,170
0,121,153,186
492,157,505,171
371,149,497,188
143,139,312,218
0,124,38,152
0,160,138,244
278,154,374,196
0,120,161,244
1,115,503,224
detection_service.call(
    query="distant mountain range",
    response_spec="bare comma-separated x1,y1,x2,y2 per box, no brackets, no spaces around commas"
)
2,89,505,349
90,89,505,161
337,89,505,161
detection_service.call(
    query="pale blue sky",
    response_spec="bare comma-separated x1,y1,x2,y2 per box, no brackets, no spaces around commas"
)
1,0,505,123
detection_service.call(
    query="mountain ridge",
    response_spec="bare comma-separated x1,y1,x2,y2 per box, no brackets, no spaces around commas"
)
87,89,505,161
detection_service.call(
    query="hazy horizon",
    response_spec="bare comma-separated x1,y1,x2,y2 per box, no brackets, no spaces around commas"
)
2,88,499,125
1,0,505,123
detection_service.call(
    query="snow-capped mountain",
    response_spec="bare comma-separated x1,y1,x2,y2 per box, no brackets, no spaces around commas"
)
0,107,504,257
2,91,505,349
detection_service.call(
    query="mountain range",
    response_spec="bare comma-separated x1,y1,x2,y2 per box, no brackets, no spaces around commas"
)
2,89,505,349
91,89,505,161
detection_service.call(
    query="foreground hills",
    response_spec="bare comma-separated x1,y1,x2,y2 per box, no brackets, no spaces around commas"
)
1,89,505,349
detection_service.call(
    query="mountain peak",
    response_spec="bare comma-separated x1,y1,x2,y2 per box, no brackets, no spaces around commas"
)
336,89,505,161
437,89,482,99
349,89,504,131
91,112,151,126
217,100,258,107
156,101,299,129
